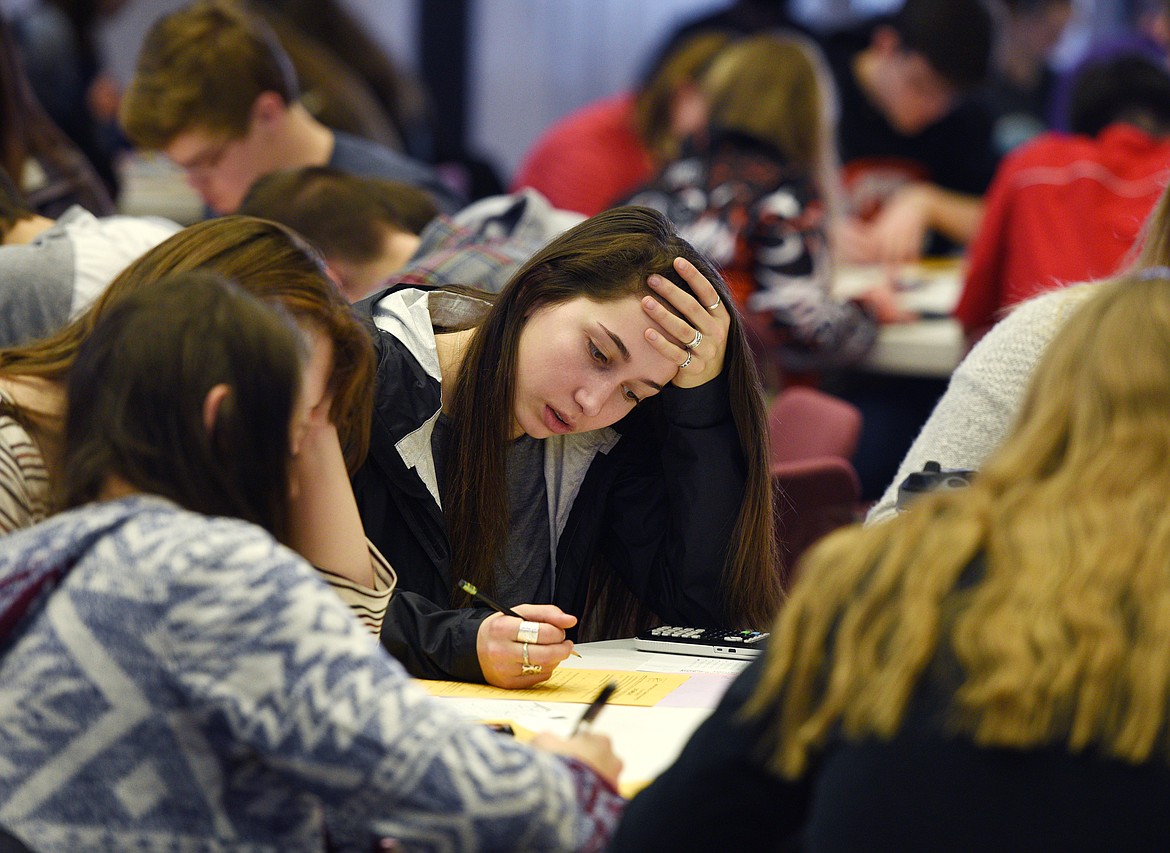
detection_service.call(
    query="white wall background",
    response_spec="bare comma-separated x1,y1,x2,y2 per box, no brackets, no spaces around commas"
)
467,0,728,181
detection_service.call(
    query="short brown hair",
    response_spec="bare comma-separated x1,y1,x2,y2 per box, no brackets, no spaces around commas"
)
239,167,439,264
119,0,298,149
894,0,992,91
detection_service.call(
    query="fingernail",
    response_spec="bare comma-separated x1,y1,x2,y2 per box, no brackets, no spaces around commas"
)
643,295,658,309
647,275,663,288
646,329,660,341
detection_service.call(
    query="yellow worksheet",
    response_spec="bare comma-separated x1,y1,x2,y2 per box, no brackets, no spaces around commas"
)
418,668,689,706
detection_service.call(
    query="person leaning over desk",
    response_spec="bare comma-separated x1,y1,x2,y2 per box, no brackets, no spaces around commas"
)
0,273,623,852
353,206,782,687
611,271,1170,852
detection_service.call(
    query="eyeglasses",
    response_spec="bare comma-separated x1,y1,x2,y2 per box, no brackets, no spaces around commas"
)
171,136,238,179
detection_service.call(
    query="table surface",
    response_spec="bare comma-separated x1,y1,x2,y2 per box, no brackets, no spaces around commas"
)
435,639,749,793
835,261,965,378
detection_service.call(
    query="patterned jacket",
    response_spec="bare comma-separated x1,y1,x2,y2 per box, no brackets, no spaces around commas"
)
623,130,877,372
0,496,622,852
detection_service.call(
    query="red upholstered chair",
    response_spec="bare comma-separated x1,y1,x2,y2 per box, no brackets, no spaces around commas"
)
767,387,864,587
767,386,862,467
773,456,862,588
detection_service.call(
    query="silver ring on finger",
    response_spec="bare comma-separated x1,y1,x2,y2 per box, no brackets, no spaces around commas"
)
521,642,542,674
678,352,693,370
706,298,722,311
516,620,540,644
685,329,702,350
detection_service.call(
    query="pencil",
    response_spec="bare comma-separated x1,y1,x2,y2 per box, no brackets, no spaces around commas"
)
572,680,618,735
457,579,582,657
457,578,523,619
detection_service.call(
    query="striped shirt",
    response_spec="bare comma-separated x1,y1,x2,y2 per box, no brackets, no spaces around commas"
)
0,395,49,536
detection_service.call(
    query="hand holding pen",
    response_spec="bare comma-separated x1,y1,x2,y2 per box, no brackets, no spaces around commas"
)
459,579,582,689
529,680,624,789
573,681,618,735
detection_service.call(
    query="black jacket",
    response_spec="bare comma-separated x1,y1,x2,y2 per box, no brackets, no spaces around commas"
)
352,286,748,681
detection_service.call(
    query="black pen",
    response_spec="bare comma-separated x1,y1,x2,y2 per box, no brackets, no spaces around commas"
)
572,681,618,735
457,579,583,657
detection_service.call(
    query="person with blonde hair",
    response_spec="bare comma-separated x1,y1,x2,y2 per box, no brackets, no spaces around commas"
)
510,31,731,217
611,269,1170,850
622,32,902,384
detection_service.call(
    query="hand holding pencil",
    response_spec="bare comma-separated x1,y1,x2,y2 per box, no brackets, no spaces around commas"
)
461,579,582,689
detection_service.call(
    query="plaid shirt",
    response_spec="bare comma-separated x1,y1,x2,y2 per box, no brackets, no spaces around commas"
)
393,215,544,294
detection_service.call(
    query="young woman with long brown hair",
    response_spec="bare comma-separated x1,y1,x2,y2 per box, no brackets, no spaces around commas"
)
355,205,782,686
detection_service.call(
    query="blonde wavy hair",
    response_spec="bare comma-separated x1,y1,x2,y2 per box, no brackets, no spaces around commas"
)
747,271,1170,777
699,31,844,246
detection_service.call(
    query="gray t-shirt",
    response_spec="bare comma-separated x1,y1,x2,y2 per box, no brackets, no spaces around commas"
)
431,417,550,605
498,435,551,606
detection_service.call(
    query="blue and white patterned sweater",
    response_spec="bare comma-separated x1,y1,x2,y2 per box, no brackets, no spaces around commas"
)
0,496,622,851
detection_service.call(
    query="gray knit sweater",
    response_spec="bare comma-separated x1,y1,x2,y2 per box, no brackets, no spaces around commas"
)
867,283,1098,524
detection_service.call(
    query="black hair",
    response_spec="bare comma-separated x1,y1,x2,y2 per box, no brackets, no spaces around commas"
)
893,0,993,90
1068,53,1170,137
62,271,304,541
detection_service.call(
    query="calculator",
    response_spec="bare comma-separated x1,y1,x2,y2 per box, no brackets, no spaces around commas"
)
634,626,769,659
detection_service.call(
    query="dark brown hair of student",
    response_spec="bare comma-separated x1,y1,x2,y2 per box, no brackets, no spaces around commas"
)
0,215,375,472
63,271,303,542
746,272,1170,778
239,166,439,264
0,15,113,216
633,30,733,165
1067,53,1170,137
894,0,992,91
443,205,781,636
